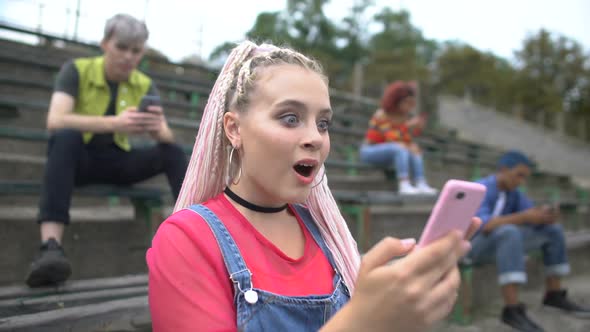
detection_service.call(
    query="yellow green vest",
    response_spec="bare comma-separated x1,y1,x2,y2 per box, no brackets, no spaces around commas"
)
73,56,152,151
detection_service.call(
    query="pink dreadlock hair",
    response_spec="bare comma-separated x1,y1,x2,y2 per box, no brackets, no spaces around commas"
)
174,41,360,293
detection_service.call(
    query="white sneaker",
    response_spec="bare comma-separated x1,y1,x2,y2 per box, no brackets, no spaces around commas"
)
399,182,421,195
416,182,438,195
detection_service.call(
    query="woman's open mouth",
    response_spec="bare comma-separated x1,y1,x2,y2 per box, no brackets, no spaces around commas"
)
293,160,318,184
294,163,314,177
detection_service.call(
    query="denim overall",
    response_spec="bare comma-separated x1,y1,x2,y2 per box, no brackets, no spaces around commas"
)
188,204,350,331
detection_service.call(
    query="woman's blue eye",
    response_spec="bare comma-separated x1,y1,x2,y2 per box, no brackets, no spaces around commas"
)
318,119,331,132
281,114,299,126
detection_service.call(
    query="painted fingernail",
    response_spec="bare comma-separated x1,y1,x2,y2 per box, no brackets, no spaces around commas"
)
401,238,416,248
462,241,472,252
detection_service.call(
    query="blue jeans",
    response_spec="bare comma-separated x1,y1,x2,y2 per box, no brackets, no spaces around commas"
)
359,143,424,180
467,224,570,285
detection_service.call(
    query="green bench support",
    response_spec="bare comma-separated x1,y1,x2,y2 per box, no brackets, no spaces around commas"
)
340,204,370,252
168,80,178,102
139,59,150,72
0,181,165,243
189,92,201,119
451,263,474,325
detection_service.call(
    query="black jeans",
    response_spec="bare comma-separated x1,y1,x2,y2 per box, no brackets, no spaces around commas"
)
37,129,187,224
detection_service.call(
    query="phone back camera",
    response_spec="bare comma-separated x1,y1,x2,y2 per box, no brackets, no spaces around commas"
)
455,192,465,200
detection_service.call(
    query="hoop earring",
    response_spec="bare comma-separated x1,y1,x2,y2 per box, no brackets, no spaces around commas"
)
311,166,326,189
228,146,242,185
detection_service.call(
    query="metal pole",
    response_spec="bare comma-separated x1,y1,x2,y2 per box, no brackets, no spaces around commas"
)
37,2,44,32
65,5,71,38
197,24,203,58
73,0,81,40
144,0,150,21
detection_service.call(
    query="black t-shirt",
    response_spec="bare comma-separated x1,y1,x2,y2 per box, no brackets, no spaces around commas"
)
54,60,159,147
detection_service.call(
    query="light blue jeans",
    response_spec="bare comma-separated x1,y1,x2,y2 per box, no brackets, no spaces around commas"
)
359,142,424,180
467,224,570,285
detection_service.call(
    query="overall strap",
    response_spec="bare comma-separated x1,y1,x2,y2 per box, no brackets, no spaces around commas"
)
186,204,253,298
291,204,338,270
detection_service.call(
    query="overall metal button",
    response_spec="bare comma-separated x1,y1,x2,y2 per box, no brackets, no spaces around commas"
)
244,289,258,304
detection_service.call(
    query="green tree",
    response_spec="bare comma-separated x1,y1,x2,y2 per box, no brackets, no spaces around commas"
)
515,29,589,119
330,0,374,90
370,8,437,65
285,0,338,53
235,1,344,86
283,0,345,85
337,0,374,65
434,42,518,112
245,12,291,45
363,8,437,96
209,42,237,63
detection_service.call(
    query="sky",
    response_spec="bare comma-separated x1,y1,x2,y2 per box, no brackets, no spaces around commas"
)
0,0,588,64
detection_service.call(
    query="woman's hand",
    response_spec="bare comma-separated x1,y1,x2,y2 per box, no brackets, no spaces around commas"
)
406,114,426,130
323,218,481,332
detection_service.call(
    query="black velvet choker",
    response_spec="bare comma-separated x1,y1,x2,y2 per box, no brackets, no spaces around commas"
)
224,187,288,213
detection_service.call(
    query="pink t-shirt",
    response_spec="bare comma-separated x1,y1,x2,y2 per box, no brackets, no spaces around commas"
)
146,193,335,331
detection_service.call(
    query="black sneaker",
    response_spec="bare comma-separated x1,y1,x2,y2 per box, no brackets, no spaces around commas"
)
25,238,72,288
501,303,545,332
543,289,590,318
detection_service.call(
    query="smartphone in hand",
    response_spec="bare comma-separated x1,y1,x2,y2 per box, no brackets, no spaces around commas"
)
417,179,486,248
138,95,162,113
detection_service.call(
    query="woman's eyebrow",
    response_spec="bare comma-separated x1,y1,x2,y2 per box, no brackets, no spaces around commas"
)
275,99,333,115
275,99,307,110
319,108,333,117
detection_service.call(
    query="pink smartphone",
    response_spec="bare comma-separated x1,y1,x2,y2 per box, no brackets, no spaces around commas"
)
417,179,486,248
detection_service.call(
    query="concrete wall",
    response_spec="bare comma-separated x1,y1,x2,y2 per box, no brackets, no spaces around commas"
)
437,96,590,187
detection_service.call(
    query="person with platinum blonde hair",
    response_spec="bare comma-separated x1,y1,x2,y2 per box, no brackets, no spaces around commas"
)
25,13,186,288
147,41,480,331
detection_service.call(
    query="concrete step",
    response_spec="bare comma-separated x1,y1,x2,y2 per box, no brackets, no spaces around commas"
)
0,187,136,207
0,83,51,102
0,61,56,83
1,106,46,130
0,284,147,318
0,292,149,332
0,256,152,330
0,136,47,156
0,153,45,181
328,174,393,191
0,204,173,286
340,202,436,251
367,203,435,243
0,153,170,189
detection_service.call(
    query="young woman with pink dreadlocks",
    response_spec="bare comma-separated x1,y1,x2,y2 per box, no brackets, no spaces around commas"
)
147,41,480,332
